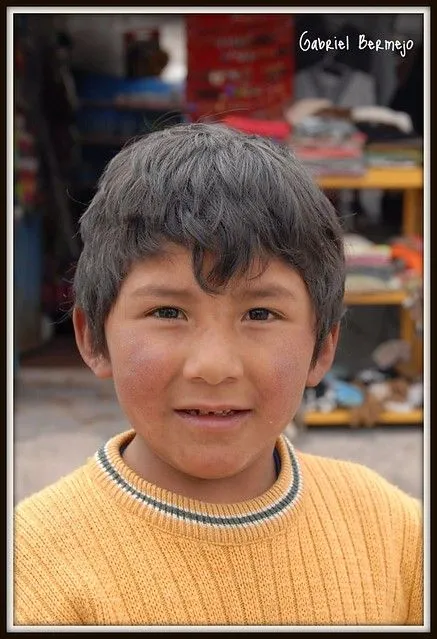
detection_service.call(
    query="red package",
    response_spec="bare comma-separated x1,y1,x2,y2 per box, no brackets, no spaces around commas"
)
221,115,291,139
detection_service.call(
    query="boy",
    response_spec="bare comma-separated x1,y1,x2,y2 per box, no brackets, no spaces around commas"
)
14,123,423,627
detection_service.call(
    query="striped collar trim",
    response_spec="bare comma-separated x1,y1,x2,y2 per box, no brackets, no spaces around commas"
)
95,434,303,529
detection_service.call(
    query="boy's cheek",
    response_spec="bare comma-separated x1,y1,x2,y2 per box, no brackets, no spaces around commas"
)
108,335,174,394
256,343,314,414
269,354,310,400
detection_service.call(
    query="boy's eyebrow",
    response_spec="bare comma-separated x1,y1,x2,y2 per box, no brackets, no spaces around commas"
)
240,285,298,301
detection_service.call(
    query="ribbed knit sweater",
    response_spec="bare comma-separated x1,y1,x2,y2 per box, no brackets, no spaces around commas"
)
14,430,423,627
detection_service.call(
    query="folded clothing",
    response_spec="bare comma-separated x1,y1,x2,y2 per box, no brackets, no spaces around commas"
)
345,274,401,293
284,98,333,126
351,106,413,134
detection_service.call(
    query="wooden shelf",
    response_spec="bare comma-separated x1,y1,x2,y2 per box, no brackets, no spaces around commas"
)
304,408,423,427
316,167,423,190
344,290,408,306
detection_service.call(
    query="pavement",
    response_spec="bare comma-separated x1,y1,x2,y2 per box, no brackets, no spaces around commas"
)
13,365,424,505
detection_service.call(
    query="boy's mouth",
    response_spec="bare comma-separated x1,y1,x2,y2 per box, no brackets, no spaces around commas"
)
180,409,241,417
174,407,252,430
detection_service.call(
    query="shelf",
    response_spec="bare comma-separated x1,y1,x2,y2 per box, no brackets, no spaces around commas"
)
304,408,423,426
344,290,408,306
316,167,423,190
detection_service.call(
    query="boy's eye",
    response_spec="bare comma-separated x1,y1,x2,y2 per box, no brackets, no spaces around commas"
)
151,307,184,320
246,308,276,321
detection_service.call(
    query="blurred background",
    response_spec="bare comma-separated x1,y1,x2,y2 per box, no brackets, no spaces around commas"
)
12,11,425,503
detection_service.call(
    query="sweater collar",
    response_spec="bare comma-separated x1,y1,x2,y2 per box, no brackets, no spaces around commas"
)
91,430,304,543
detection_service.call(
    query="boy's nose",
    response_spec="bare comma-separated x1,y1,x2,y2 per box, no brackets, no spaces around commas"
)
182,329,244,385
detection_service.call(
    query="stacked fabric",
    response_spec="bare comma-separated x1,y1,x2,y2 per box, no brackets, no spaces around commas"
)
364,138,423,169
285,100,423,176
348,110,422,169
344,234,401,293
289,116,366,177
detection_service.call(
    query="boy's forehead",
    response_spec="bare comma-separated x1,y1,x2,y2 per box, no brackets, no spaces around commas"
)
128,243,272,281
123,243,306,297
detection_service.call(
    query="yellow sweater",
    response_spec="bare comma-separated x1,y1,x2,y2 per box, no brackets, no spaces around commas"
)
14,430,423,627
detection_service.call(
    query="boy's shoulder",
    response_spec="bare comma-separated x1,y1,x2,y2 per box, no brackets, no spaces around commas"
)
296,447,422,522
15,458,95,537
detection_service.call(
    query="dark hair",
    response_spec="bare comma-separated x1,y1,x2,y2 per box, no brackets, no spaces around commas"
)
73,122,345,362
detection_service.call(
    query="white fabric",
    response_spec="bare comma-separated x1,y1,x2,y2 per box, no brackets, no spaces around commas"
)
285,98,332,126
352,106,413,134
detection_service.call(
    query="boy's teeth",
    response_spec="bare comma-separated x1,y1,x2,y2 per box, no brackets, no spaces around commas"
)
187,409,235,416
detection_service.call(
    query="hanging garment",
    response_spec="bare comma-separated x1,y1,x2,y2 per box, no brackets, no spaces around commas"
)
294,64,376,108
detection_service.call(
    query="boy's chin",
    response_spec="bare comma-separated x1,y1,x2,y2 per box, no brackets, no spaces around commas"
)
178,457,247,482
168,449,277,503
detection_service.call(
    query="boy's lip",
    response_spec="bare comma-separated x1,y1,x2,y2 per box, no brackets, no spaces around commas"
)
175,405,251,412
174,408,252,430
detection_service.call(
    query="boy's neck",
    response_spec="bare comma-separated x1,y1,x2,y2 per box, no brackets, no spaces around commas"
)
121,434,279,505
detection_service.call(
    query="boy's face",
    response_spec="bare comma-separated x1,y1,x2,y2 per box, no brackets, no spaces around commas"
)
74,243,338,496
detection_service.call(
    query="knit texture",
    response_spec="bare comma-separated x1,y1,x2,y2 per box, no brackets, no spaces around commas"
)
14,430,423,627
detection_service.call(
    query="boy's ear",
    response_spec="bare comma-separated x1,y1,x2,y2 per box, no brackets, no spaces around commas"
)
72,307,112,379
306,323,340,388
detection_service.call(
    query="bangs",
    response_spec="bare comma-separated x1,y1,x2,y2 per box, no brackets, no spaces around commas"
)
108,132,309,291
122,190,299,294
